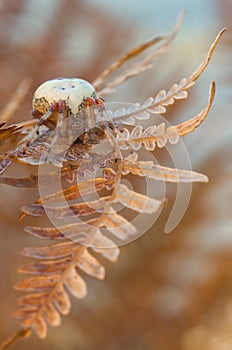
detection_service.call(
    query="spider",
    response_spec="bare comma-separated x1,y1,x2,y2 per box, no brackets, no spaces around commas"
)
28,77,105,145
0,78,110,174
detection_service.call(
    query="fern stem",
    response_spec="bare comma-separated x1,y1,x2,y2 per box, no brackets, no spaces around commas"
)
0,328,31,350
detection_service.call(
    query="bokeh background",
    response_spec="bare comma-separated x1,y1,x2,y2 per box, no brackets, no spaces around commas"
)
0,0,231,349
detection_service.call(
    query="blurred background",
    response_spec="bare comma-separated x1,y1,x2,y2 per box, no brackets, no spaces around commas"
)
0,0,231,349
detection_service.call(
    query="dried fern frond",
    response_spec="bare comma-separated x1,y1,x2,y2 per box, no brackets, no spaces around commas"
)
10,168,166,339
115,81,215,150
0,23,224,350
0,165,77,188
122,153,208,183
110,30,224,125
94,11,184,96
0,122,22,143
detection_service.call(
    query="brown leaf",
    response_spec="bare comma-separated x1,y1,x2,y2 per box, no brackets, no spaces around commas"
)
18,258,71,275
115,183,164,214
53,284,71,316
64,267,87,299
15,275,60,292
103,210,137,240
77,248,105,280
170,81,216,136
21,242,78,260
91,228,120,262
43,302,61,327
21,196,111,218
36,176,113,204
123,156,208,183
16,293,47,307
33,316,47,339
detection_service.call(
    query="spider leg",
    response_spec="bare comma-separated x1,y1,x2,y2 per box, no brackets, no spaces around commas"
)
25,102,59,149
82,96,115,131
95,98,116,130
76,97,101,144
53,100,66,138
43,100,67,164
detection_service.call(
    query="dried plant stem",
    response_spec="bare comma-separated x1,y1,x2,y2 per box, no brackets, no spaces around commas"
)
0,79,31,123
112,29,225,125
18,119,36,129
93,10,184,93
189,28,226,82
93,35,165,90
0,328,31,350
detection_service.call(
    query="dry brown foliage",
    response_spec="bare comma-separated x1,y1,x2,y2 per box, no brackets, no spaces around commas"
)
0,3,225,349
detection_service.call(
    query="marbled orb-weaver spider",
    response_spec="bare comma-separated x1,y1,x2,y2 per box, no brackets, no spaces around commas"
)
29,77,106,145
32,77,103,118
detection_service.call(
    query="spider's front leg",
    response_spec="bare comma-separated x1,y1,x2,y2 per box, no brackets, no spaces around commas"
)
82,96,115,132
76,97,105,144
38,100,68,163
26,100,66,145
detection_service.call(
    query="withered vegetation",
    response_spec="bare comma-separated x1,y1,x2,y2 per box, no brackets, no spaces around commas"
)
0,5,225,350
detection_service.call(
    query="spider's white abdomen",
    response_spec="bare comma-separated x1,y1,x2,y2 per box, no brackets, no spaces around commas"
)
33,78,96,115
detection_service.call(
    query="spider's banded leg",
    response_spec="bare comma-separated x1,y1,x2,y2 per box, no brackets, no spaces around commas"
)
78,97,106,144
99,109,117,131
24,102,59,150
85,97,116,130
43,100,67,163
53,100,67,137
